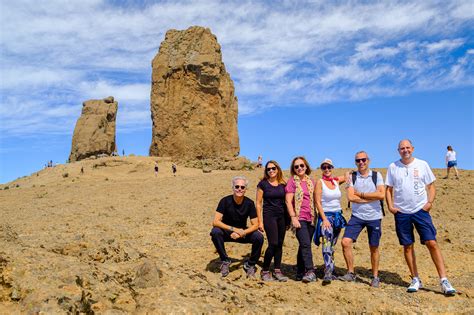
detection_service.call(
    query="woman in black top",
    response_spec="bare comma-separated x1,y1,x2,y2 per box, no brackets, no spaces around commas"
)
256,160,288,281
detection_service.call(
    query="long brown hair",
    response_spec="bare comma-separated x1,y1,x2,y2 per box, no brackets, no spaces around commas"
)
290,156,312,176
262,160,286,184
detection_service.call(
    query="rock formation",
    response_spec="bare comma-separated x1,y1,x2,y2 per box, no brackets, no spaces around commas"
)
69,97,118,162
149,26,239,159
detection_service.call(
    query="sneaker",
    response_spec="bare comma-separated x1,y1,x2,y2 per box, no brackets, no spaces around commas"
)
338,272,356,282
371,276,381,288
220,261,231,277
295,273,304,281
302,271,317,283
440,279,456,296
322,271,335,285
243,262,257,279
407,277,422,292
273,269,288,282
260,270,274,281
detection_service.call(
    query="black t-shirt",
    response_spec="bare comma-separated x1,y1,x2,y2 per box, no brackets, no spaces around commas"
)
257,180,287,217
216,195,257,228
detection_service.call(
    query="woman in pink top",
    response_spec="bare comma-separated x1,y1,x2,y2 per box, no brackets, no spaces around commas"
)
285,156,317,283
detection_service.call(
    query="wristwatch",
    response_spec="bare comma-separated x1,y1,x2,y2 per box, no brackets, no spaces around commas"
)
229,226,234,232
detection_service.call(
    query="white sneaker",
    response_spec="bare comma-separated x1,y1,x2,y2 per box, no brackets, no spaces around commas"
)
440,279,456,296
407,277,422,292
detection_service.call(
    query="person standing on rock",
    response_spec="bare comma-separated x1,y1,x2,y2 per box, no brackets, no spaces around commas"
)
385,139,456,295
154,162,159,177
339,151,385,288
257,155,263,168
256,160,289,282
444,145,459,179
285,156,317,283
314,158,347,285
210,176,263,279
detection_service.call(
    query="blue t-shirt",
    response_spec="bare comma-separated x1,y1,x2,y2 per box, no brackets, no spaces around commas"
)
257,180,286,217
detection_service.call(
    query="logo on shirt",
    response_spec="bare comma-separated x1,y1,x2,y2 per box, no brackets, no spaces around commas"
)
413,168,421,196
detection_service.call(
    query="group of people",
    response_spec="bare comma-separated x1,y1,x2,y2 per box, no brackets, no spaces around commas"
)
210,139,457,296
154,162,177,177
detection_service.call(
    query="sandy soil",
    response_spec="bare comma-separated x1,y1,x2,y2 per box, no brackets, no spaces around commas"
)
0,156,472,314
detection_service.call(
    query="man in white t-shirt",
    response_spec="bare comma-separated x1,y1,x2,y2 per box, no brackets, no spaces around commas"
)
385,139,456,296
339,151,385,288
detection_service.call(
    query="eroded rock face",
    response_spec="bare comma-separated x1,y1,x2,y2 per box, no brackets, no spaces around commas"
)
149,26,239,159
69,97,117,162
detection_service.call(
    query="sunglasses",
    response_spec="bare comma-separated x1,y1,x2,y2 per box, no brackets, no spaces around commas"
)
266,166,277,172
234,185,246,190
321,165,333,170
355,158,368,163
294,164,305,170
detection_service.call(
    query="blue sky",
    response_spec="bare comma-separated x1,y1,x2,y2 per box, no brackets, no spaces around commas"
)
1,0,473,183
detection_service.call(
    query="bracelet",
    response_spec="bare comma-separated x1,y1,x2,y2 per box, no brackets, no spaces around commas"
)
361,192,365,199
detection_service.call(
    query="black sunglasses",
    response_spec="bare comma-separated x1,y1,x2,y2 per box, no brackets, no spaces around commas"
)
355,158,368,163
294,164,305,169
321,165,333,170
234,185,246,190
266,166,277,172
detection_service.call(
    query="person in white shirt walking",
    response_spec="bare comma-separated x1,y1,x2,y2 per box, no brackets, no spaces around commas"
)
444,145,459,179
385,139,456,296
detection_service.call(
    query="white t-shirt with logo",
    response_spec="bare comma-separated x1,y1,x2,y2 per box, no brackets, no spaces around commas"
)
385,158,435,214
349,170,384,220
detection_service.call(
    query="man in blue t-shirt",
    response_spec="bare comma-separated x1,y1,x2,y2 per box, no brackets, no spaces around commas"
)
210,176,263,278
339,151,385,288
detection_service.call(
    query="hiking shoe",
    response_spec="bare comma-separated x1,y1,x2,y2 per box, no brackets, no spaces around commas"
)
220,261,231,277
273,269,288,282
260,270,274,281
440,279,456,296
371,276,381,288
338,272,356,282
322,271,335,285
407,277,422,292
243,262,257,279
302,271,317,283
295,273,304,281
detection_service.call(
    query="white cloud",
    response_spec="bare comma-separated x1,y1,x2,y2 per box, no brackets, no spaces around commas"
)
1,0,473,134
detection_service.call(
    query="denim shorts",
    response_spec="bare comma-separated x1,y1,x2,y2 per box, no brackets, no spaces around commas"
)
395,210,437,245
343,216,382,247
447,160,457,167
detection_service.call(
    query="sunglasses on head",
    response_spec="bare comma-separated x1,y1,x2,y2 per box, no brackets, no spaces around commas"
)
355,158,368,163
234,185,246,190
321,165,333,170
266,166,277,172
294,164,305,170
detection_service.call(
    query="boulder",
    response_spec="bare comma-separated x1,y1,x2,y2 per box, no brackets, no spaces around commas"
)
69,97,118,162
149,26,239,159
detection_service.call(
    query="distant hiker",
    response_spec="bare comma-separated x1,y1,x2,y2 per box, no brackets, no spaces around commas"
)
385,139,456,295
210,176,263,279
172,163,177,176
154,162,159,177
122,149,125,156
285,156,317,283
339,151,385,288
256,160,288,282
444,145,459,179
257,155,263,168
314,158,347,285
80,166,84,174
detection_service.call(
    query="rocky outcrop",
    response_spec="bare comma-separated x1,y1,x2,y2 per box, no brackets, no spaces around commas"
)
69,97,118,162
149,26,239,159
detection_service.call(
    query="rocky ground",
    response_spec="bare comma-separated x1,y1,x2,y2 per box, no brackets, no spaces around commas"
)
0,156,472,314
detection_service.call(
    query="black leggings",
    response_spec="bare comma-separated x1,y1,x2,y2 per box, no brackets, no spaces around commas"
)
262,214,286,270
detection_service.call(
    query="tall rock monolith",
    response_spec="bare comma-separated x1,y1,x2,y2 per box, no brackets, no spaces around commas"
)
69,96,118,162
149,26,239,159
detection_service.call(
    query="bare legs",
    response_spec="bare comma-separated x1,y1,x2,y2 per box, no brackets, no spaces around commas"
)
403,241,447,279
341,237,379,277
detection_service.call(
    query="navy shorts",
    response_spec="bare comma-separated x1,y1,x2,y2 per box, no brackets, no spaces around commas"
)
343,216,382,247
447,160,457,168
395,210,437,246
